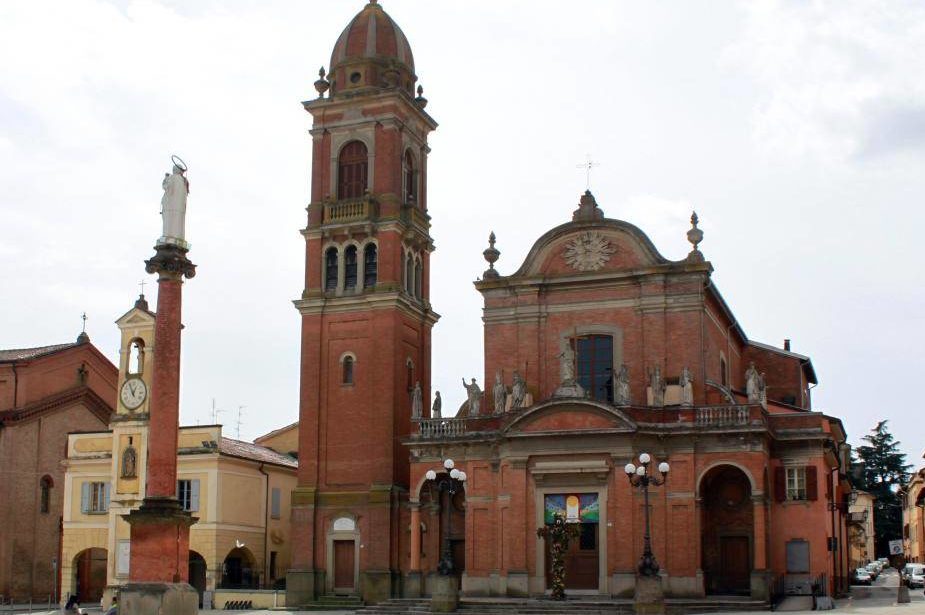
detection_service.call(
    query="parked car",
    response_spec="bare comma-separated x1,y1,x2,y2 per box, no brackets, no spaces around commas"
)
854,568,873,585
867,562,880,579
908,564,925,589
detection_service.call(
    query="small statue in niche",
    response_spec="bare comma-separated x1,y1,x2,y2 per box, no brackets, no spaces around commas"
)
411,381,423,419
649,365,665,408
121,442,137,479
492,370,507,414
432,391,442,419
462,378,482,416
680,366,694,407
511,371,527,410
615,364,631,405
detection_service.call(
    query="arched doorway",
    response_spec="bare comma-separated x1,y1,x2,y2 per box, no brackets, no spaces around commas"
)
700,465,754,595
188,550,207,606
221,547,257,589
73,548,107,603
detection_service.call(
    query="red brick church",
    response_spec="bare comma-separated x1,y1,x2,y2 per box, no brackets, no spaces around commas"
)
287,1,852,606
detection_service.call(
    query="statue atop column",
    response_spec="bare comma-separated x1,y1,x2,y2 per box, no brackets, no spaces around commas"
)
462,378,482,416
615,364,631,405
679,366,694,407
411,381,423,419
432,391,442,419
511,370,527,410
492,370,507,413
158,155,190,248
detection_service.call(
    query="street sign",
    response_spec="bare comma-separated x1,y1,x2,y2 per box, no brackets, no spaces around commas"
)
889,539,904,555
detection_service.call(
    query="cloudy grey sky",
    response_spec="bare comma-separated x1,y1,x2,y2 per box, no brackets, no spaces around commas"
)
1,1,922,462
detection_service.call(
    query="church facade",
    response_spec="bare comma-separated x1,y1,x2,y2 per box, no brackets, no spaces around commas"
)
288,1,852,605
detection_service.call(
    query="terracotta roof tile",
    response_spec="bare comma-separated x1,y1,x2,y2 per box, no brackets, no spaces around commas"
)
219,437,298,469
0,342,78,363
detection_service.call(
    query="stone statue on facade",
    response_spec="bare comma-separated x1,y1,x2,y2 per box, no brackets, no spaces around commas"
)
432,391,442,419
649,365,665,408
558,340,576,385
680,366,694,407
745,362,762,403
159,156,190,247
462,378,482,416
121,445,137,479
511,370,527,410
492,370,507,414
615,364,631,405
411,381,423,419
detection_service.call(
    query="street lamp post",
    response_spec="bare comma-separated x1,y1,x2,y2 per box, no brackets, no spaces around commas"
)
625,453,669,615
425,459,467,613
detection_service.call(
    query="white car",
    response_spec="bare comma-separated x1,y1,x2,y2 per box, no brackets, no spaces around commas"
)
854,568,873,585
907,564,925,589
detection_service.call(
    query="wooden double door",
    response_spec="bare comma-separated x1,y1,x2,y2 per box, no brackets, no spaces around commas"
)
716,535,751,594
545,523,599,590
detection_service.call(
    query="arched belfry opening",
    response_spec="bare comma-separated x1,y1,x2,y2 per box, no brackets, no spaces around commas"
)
700,465,754,595
338,141,368,199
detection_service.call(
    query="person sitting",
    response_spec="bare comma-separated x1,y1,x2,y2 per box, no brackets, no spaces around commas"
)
105,595,118,615
64,595,80,612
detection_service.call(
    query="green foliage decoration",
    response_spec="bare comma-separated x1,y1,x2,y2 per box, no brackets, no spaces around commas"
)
536,513,581,600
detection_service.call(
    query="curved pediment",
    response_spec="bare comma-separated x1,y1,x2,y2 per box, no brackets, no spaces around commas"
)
503,398,637,436
511,219,677,279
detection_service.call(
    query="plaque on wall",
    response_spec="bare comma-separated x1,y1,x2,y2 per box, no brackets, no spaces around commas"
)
117,540,131,576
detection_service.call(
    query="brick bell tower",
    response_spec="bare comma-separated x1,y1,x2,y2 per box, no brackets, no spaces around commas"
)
288,0,438,605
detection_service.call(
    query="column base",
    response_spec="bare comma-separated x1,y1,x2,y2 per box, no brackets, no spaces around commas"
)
123,497,196,584
431,575,460,612
750,569,771,601
361,569,395,604
634,575,665,615
120,582,198,615
405,571,423,598
286,569,322,606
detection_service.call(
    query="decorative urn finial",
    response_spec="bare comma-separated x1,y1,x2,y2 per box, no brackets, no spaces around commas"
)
686,211,704,262
482,231,500,279
415,85,428,109
314,67,330,98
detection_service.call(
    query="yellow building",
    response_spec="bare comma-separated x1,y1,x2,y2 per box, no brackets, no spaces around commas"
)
60,296,298,608
904,469,925,563
848,490,876,569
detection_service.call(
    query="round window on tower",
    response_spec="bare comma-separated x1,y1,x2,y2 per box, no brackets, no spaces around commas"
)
350,72,362,84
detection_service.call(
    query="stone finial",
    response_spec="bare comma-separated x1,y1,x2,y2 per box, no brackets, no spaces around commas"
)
482,231,500,279
135,294,150,312
314,67,330,98
686,211,704,262
572,190,604,222
414,85,428,109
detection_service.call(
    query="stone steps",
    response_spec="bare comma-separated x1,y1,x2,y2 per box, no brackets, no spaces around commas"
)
356,597,769,615
301,594,365,611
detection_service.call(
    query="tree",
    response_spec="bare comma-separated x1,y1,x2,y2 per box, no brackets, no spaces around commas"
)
854,420,912,557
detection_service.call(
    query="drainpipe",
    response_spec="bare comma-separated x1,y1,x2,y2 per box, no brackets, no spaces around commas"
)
830,466,839,595
258,463,270,590
12,362,19,409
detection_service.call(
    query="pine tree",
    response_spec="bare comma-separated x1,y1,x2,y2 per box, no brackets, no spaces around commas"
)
854,420,912,557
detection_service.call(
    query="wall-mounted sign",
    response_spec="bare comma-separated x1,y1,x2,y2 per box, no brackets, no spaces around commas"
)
117,540,131,576
544,493,599,524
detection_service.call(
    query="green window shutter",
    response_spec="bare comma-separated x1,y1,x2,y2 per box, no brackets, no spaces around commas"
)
80,482,90,514
190,479,200,512
271,487,281,520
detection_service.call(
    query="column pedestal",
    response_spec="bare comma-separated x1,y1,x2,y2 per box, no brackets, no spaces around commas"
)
431,575,459,613
634,575,665,615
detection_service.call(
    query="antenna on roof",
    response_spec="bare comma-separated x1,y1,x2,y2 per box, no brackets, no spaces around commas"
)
210,398,224,425
236,405,246,439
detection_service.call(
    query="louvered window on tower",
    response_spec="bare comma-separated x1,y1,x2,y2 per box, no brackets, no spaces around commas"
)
325,247,338,291
344,246,358,290
364,244,378,288
338,141,368,199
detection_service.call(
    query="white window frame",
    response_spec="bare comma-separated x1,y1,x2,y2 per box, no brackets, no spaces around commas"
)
786,467,807,501
178,478,200,512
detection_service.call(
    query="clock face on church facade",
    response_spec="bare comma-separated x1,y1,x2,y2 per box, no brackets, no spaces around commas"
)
120,378,147,410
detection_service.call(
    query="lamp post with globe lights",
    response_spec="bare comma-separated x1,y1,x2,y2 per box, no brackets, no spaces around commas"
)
625,453,670,577
425,459,467,576
424,459,467,612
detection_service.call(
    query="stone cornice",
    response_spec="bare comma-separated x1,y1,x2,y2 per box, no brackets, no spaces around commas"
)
293,291,440,325
481,293,704,325
304,90,438,132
